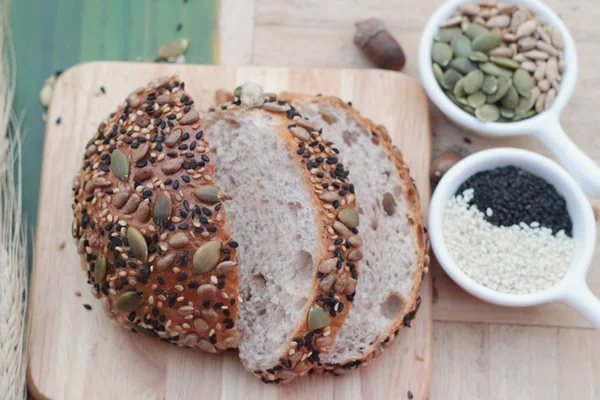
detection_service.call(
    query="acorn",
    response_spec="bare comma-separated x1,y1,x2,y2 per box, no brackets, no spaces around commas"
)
354,18,406,71
431,152,463,183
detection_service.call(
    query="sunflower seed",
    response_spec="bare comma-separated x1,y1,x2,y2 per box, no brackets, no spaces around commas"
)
94,255,107,282
516,20,537,38
517,36,537,52
194,185,225,204
156,253,176,271
157,38,189,59
482,75,498,94
290,126,311,141
440,16,463,28
503,33,517,42
114,291,144,313
510,10,528,31
127,227,148,262
136,199,150,222
72,218,79,238
169,232,189,249
180,109,199,125
468,51,488,62
133,168,153,182
160,158,183,174
215,261,237,275
545,57,558,82
551,27,564,49
347,249,363,261
459,3,480,15
263,102,290,113
338,208,359,229
537,79,551,92
122,194,141,214
475,104,500,122
451,34,472,57
112,188,131,209
132,325,156,337
193,241,222,275
433,63,444,83
110,149,130,181
536,26,552,44
315,335,334,348
472,31,502,53
318,258,337,274
512,54,526,63
522,50,549,60
332,221,351,236
520,61,537,72
450,57,477,74
156,93,172,105
500,85,520,109
132,142,150,162
319,192,339,203
536,40,559,56
486,14,510,28
85,177,111,193
307,304,330,330
153,192,172,226
442,69,463,90
535,92,546,112
468,91,487,108
514,69,534,97
347,235,362,248
480,62,512,77
490,56,520,69
489,46,513,58
432,42,453,67
544,88,556,109
319,274,336,291
165,128,182,148
464,69,484,94
194,318,209,332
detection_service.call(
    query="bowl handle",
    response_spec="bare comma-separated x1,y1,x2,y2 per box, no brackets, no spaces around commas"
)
534,118,600,197
562,281,600,330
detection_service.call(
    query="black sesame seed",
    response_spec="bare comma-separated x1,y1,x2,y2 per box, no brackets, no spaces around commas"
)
83,304,92,310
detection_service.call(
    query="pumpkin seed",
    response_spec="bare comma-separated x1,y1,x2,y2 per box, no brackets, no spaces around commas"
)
153,191,172,226
86,132,100,148
157,38,189,59
127,227,148,262
338,208,359,229
468,92,487,108
513,69,534,97
480,62,513,77
486,76,512,103
500,108,515,118
114,291,144,313
464,70,484,94
458,103,475,114
482,75,498,94
451,34,472,58
472,31,502,53
512,110,536,121
94,255,107,282
475,104,500,122
193,241,222,275
432,42,453,67
435,27,461,43
307,304,330,330
468,51,488,62
500,85,520,109
449,57,477,74
233,86,242,97
441,69,463,90
132,324,156,337
194,185,225,204
72,218,79,238
516,91,537,114
453,77,467,98
110,149,130,181
433,63,444,83
463,23,489,40
490,56,520,70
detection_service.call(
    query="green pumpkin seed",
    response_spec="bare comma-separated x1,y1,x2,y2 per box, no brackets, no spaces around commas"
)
132,324,156,337
500,108,516,118
233,86,242,97
193,241,222,275
468,92,487,108
127,227,148,262
472,31,502,53
194,185,225,204
433,63,444,83
435,27,461,43
157,38,189,59
94,255,107,282
338,208,359,229
72,218,79,238
307,304,330,330
463,23,489,40
441,69,463,90
480,62,513,77
490,56,521,70
110,149,130,181
486,76,512,103
464,70,484,94
459,104,476,114
481,75,498,95
513,69,535,97
456,95,470,106
86,132,100,148
475,104,500,122
114,291,144,313
468,51,488,62
449,57,477,74
453,77,467,98
512,110,536,121
152,191,172,227
515,93,537,114
451,34,472,58
432,42,453,67
500,86,520,110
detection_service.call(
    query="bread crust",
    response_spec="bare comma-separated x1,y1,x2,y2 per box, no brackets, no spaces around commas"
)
72,76,240,353
211,86,362,383
278,93,430,374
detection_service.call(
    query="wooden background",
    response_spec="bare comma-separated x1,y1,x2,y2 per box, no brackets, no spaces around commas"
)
14,0,600,399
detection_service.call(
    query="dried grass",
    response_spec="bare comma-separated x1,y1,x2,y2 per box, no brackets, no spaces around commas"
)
0,0,28,398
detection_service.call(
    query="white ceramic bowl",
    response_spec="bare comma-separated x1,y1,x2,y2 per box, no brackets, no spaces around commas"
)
429,148,600,329
418,0,600,196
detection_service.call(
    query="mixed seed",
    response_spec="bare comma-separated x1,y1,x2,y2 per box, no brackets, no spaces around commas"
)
432,0,565,122
72,76,240,353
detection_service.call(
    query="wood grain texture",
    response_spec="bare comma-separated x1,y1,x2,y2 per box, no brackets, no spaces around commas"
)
27,62,432,400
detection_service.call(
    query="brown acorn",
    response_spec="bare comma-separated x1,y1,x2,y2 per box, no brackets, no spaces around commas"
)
354,18,406,71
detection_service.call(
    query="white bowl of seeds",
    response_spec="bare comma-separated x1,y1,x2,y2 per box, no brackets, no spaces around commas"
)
419,0,600,196
429,148,600,330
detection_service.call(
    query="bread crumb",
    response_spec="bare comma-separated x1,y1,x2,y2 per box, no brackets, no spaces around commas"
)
74,291,82,297
58,241,66,250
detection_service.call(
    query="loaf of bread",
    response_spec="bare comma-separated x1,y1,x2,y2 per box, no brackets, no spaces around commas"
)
72,76,240,352
279,94,429,373
205,83,362,383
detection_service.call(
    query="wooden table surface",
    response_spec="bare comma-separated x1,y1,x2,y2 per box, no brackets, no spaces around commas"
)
15,0,600,399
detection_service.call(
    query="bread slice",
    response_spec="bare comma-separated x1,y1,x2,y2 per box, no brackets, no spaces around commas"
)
205,83,362,383
278,93,428,373
72,76,240,353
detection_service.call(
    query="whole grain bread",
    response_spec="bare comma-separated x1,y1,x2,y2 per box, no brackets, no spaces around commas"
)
72,76,240,353
279,93,429,374
205,83,362,383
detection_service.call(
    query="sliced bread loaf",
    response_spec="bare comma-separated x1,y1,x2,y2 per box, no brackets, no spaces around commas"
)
204,83,362,383
279,93,429,373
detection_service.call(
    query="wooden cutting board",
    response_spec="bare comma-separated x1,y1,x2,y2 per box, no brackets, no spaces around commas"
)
27,62,433,400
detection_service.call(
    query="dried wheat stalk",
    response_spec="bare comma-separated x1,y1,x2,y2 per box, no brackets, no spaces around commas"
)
0,0,28,398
